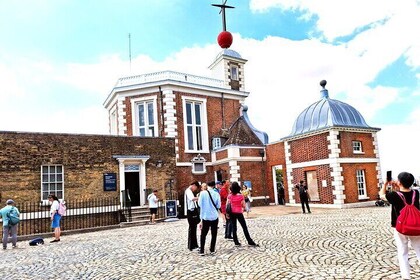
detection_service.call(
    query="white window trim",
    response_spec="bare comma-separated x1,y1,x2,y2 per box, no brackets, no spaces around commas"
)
110,105,118,135
191,154,207,175
352,141,364,154
182,96,209,153
131,96,158,137
356,169,367,199
230,65,239,81
41,165,64,202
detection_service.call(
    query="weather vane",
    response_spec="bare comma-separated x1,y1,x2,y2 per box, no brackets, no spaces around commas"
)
212,1,235,49
212,0,235,32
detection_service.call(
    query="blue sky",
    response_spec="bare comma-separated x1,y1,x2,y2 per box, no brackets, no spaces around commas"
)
0,0,419,178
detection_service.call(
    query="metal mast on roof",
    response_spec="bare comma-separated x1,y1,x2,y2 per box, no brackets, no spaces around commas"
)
128,33,132,72
212,0,234,31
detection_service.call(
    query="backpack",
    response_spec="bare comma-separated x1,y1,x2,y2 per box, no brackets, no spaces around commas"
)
57,202,67,216
6,207,20,226
396,191,420,236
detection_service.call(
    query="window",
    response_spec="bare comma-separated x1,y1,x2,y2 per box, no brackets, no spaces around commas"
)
41,165,64,200
231,65,238,81
110,109,117,135
191,154,206,174
131,97,158,137
137,101,156,137
212,137,221,150
356,169,367,198
352,141,363,153
183,97,208,152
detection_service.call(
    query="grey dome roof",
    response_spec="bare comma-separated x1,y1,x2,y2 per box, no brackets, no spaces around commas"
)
290,81,375,136
215,49,242,60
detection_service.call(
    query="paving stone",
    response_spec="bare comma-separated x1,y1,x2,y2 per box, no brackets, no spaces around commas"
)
0,207,419,279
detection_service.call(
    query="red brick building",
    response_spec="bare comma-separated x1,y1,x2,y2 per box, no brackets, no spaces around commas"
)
266,81,381,208
105,45,382,209
104,49,270,207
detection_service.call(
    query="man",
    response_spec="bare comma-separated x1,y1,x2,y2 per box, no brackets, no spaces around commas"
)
198,181,221,256
185,181,200,251
380,172,420,280
0,199,20,249
147,190,159,224
296,180,311,214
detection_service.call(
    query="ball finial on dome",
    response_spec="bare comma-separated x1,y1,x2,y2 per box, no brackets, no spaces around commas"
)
320,80,327,89
217,31,233,49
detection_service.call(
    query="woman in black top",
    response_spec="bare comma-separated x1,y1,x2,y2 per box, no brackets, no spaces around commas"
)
379,172,420,280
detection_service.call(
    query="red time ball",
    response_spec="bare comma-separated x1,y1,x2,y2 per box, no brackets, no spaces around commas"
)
217,31,233,49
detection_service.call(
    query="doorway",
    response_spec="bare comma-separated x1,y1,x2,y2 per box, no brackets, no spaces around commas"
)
272,165,284,205
305,171,320,201
125,172,140,207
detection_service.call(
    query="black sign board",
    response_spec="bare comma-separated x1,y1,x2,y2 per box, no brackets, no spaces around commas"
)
165,200,177,218
103,173,117,191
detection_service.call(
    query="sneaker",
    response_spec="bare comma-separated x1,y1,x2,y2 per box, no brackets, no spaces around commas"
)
248,243,259,247
12,245,17,249
2,247,6,250
210,251,216,255
199,252,205,256
234,243,241,247
195,248,201,252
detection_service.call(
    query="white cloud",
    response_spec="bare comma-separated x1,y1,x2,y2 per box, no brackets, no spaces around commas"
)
1,0,419,177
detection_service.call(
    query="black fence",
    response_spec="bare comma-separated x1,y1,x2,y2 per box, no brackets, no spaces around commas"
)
1,197,122,237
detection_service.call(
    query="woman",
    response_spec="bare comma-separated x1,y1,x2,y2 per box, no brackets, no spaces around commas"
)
241,185,251,218
48,194,61,243
227,182,258,247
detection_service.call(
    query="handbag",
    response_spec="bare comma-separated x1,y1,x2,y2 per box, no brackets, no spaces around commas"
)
226,202,232,215
191,202,201,224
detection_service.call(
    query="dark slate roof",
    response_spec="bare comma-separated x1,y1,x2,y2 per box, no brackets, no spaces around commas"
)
289,81,380,137
224,106,269,146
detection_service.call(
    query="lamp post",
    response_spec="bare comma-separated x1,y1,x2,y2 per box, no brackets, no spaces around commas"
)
259,149,267,205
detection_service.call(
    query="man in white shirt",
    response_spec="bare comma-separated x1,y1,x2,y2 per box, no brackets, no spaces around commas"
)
147,190,159,224
185,181,200,251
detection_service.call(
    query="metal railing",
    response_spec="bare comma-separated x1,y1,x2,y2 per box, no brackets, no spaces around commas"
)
1,197,121,237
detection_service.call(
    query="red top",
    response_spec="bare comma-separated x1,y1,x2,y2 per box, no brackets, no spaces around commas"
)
228,193,244,214
219,187,229,214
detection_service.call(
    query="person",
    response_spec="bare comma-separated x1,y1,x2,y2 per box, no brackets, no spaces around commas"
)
241,185,251,218
227,181,259,247
147,190,159,224
0,199,20,249
219,180,232,239
296,180,311,214
379,171,420,280
198,181,221,256
48,194,61,242
185,181,200,251
278,182,286,205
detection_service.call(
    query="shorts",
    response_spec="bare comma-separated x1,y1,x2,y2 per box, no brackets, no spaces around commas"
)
51,214,61,229
150,208,158,215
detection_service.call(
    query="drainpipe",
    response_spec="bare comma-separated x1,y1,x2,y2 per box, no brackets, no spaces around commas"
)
159,86,164,137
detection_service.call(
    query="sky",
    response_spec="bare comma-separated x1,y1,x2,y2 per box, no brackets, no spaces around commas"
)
0,0,419,181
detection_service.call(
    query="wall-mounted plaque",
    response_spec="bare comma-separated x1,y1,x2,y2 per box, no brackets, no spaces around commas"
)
103,173,117,191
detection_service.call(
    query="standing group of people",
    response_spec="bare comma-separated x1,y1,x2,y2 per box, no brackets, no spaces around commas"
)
185,180,259,256
0,194,62,249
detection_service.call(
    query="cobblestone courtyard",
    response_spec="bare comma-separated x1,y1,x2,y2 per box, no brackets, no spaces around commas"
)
1,206,419,280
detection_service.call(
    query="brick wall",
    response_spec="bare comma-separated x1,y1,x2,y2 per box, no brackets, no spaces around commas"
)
290,133,329,163
341,163,378,203
0,131,175,204
291,164,333,204
339,131,376,158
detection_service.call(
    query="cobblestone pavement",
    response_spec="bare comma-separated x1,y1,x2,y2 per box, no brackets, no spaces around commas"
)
1,206,420,280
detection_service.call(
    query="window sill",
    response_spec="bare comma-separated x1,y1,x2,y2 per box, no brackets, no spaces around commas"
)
358,197,370,201
353,151,365,154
